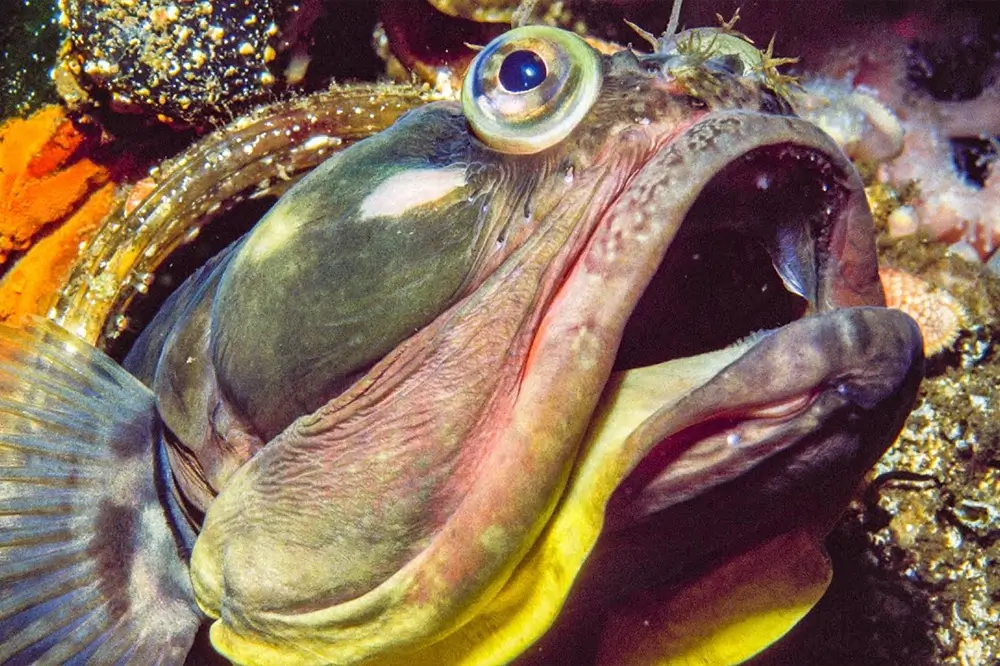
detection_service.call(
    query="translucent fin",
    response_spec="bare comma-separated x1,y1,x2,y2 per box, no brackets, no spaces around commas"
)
0,319,202,664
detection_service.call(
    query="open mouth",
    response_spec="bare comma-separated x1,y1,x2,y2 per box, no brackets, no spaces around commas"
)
613,142,845,372
556,113,918,540
511,117,922,641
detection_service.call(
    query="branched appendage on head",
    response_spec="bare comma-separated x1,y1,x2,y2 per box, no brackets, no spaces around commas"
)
708,10,803,98
624,5,802,104
755,35,802,99
624,0,683,51
670,31,721,68
716,8,749,39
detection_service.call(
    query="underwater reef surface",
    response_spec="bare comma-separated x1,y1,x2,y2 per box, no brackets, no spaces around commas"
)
0,1,998,664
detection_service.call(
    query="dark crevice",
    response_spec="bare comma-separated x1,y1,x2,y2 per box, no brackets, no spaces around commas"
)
951,136,998,188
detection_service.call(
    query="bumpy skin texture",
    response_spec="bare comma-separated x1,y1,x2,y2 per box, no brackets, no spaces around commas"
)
122,28,921,666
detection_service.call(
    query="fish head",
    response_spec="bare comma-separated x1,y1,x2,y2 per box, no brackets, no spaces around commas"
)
173,25,922,665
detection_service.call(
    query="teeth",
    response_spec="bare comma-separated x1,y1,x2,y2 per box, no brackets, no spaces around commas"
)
762,220,818,312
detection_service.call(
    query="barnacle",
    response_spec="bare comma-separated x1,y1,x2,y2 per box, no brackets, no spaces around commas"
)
879,265,968,356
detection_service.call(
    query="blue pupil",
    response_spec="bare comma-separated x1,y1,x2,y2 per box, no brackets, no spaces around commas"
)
498,50,547,93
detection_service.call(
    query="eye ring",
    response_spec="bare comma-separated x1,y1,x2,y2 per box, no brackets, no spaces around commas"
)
462,26,602,155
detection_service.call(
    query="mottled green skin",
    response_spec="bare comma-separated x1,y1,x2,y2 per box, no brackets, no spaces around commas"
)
212,111,487,442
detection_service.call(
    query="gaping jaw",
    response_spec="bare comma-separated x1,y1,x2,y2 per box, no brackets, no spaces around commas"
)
497,109,925,661
541,108,921,508
580,112,908,515
535,108,923,530
614,140,854,372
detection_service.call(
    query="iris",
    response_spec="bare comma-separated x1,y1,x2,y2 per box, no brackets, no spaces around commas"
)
499,50,547,93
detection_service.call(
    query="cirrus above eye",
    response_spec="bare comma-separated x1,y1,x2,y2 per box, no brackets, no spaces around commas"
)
462,26,602,155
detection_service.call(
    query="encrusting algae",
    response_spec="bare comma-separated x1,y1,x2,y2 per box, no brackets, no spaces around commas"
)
0,105,119,323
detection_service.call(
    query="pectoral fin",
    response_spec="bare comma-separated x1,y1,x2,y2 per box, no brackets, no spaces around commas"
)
0,320,202,664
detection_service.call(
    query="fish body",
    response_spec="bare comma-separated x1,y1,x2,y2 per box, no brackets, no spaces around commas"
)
0,24,922,666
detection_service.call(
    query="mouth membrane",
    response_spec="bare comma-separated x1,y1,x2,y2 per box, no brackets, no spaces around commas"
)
614,143,847,372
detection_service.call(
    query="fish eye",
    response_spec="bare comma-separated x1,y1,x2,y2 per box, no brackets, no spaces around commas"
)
462,26,602,155
499,50,547,92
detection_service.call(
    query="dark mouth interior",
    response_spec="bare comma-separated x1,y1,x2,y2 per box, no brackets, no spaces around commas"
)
613,144,845,372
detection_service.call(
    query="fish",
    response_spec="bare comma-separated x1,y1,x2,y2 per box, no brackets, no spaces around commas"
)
0,22,922,666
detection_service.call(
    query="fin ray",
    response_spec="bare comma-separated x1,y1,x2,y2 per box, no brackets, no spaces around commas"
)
1,566,97,626
2,584,103,659
0,319,201,664
0,549,89,591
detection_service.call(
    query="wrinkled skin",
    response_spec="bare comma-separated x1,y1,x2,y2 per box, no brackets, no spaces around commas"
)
120,26,921,665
